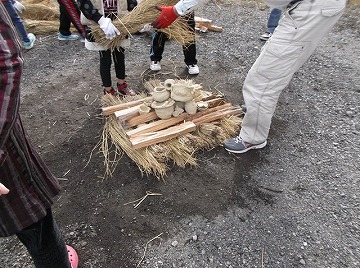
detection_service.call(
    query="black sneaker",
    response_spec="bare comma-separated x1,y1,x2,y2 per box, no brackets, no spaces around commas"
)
260,32,272,41
223,136,267,154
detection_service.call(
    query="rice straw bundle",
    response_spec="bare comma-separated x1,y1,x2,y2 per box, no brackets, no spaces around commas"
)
90,0,195,50
22,4,59,21
25,19,60,34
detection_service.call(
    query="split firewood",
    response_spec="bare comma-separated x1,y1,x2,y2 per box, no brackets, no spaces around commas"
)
125,111,158,127
114,105,141,120
126,103,234,137
206,24,223,32
126,114,187,138
195,16,222,33
193,108,242,125
130,122,197,149
188,103,232,121
102,98,145,116
205,98,226,108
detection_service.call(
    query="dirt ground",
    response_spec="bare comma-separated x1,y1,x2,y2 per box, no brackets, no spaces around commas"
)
1,1,359,268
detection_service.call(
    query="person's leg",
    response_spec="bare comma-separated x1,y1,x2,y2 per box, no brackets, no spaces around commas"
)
113,48,126,81
150,30,167,62
16,208,71,268
183,13,197,66
58,1,72,36
58,0,86,38
100,50,113,92
114,48,136,95
2,0,30,43
267,8,282,34
239,0,346,145
57,0,80,40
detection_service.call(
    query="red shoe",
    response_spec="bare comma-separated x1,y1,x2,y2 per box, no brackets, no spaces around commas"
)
103,87,118,96
66,245,78,268
117,82,136,96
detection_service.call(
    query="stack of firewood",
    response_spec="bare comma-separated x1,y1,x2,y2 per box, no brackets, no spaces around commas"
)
101,94,242,150
100,80,243,178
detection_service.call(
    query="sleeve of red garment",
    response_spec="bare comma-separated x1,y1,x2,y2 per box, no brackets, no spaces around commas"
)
0,4,22,154
58,0,86,36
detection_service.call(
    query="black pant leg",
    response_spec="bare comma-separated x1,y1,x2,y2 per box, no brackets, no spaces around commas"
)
99,50,113,87
58,1,72,36
58,0,84,36
183,13,197,65
16,208,71,268
150,31,168,62
113,47,126,80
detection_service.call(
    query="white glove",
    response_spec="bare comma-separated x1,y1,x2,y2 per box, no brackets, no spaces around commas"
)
13,1,25,13
98,17,120,40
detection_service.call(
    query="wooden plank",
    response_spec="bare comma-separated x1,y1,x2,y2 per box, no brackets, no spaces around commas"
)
102,98,145,116
207,25,223,32
125,111,158,127
205,98,226,108
114,105,141,119
130,122,196,149
193,108,242,125
126,114,187,138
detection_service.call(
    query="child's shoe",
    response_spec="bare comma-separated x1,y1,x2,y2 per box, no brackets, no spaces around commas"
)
103,87,118,96
117,83,136,96
58,33,80,41
24,33,36,50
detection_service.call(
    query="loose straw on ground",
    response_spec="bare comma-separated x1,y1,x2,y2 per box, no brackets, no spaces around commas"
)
136,233,163,268
124,191,163,208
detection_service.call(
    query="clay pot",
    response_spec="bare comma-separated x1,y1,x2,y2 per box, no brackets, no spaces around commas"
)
171,84,195,102
184,101,197,115
164,79,175,89
138,104,151,115
172,107,184,117
152,86,170,102
175,101,185,110
151,99,175,119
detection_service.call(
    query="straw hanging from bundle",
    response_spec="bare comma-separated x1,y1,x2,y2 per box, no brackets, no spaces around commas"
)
90,0,195,50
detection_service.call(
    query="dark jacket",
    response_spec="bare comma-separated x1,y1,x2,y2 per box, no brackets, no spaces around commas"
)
0,5,60,237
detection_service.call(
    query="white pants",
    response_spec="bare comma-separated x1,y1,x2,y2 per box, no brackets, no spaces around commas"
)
240,0,346,144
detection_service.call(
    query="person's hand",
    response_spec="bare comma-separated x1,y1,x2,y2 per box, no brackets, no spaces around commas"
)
0,183,9,195
98,17,120,40
13,0,25,13
127,0,137,12
151,6,178,29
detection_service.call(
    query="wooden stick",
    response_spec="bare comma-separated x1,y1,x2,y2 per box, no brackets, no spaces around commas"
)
102,98,145,116
130,122,196,149
126,114,187,138
125,111,158,127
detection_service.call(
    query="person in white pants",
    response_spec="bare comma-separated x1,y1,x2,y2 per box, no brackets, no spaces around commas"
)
152,0,347,153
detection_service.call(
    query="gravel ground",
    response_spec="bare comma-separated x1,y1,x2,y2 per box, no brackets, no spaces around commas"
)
0,1,359,268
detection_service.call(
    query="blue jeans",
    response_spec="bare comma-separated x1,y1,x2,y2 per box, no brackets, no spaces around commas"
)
267,8,282,33
3,0,29,42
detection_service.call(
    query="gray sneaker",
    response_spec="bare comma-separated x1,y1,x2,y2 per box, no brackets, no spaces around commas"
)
223,136,267,154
